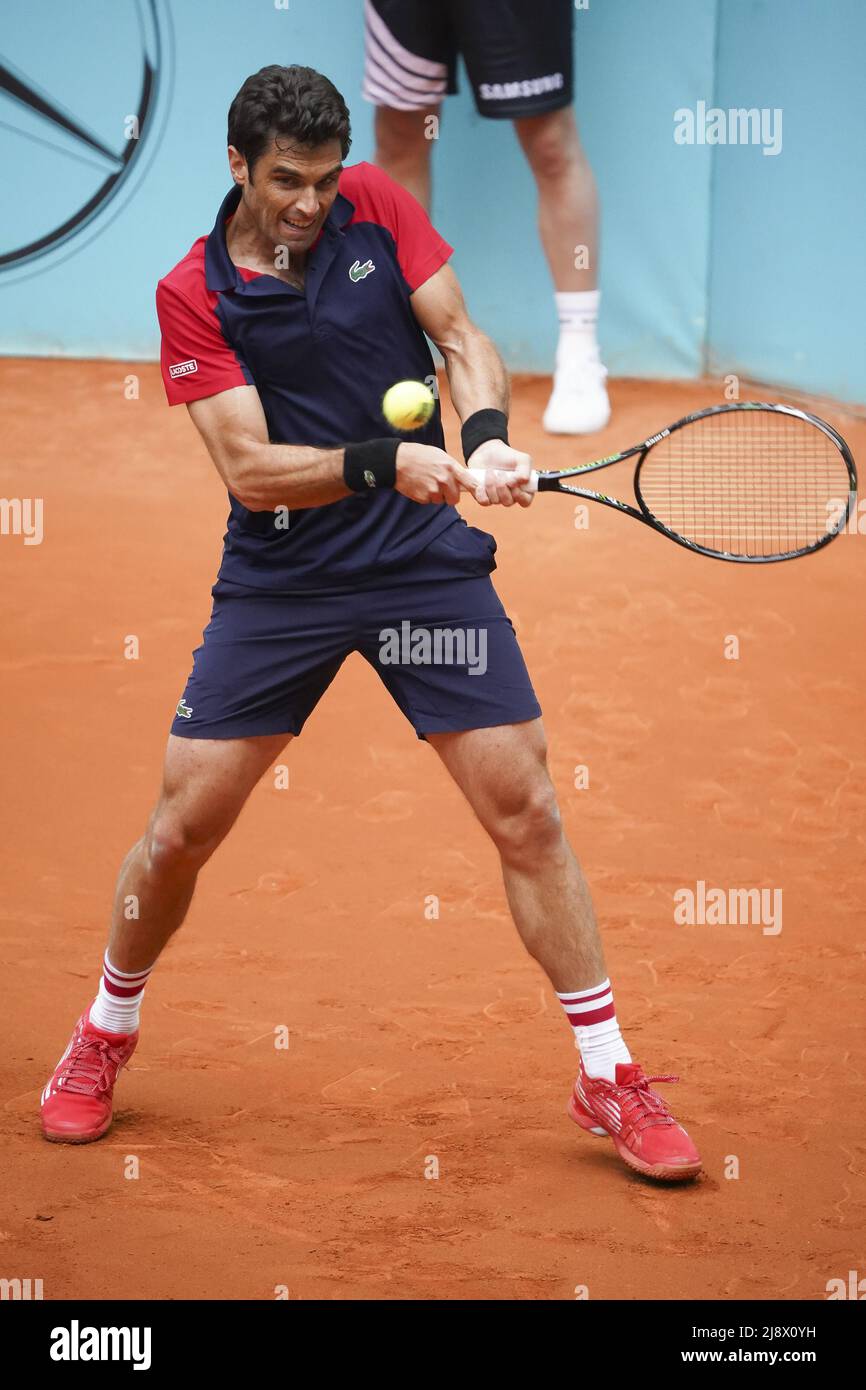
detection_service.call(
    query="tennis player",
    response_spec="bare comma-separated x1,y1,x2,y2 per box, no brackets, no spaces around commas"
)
363,0,610,435
40,66,700,1182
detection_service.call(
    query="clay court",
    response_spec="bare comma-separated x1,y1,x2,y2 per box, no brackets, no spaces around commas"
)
2,363,864,1300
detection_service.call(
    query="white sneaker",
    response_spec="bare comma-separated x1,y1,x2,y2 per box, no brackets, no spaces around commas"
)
543,358,611,435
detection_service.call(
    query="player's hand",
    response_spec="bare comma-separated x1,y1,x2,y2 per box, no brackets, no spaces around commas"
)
394,443,477,506
466,439,534,507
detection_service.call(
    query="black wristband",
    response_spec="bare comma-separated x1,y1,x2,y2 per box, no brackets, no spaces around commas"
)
343,437,400,492
461,408,509,463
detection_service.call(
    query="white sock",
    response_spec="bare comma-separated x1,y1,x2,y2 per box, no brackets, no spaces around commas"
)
88,952,154,1034
556,977,631,1081
554,289,602,369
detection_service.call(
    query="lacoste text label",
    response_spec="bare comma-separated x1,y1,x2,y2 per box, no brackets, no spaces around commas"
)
168,358,198,378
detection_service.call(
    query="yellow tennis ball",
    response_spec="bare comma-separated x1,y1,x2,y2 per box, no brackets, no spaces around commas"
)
382,379,435,431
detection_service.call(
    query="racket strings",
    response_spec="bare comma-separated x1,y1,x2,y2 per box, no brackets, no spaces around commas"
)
637,410,853,558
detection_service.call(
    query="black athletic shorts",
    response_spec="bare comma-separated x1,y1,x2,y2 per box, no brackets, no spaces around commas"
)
363,0,574,119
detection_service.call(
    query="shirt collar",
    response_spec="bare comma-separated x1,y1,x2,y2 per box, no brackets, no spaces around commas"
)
205,184,355,292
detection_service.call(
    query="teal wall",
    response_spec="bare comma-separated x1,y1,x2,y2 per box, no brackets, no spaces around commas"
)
432,0,717,379
1,0,863,401
707,0,866,401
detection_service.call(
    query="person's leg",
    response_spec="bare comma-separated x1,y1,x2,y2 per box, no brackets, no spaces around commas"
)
106,732,291,972
107,574,354,980
514,107,610,435
373,104,441,212
514,107,598,296
41,732,289,1142
453,0,609,433
428,718,702,1180
427,719,607,991
362,0,455,211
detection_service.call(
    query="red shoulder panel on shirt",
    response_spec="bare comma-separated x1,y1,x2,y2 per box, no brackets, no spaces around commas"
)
339,161,453,293
156,239,250,406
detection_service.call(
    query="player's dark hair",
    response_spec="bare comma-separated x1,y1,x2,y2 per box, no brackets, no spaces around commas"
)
227,65,351,177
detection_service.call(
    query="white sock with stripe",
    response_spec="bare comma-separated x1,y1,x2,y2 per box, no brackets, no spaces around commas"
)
88,953,154,1035
554,289,602,368
556,977,631,1081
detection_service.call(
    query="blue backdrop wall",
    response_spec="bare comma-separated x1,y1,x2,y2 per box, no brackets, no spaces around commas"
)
1,0,863,401
707,0,866,402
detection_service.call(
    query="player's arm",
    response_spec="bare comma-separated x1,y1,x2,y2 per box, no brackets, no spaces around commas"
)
410,263,533,507
412,263,509,420
186,384,473,510
186,384,348,509
157,274,469,508
156,282,348,508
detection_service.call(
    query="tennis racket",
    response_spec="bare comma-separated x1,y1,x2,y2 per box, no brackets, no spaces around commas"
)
469,402,857,563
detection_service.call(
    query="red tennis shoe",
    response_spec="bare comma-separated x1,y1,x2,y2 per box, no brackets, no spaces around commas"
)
568,1060,702,1182
40,1009,138,1144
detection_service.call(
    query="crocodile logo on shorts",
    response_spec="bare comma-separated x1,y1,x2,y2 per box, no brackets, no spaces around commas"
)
176,697,193,719
349,258,375,282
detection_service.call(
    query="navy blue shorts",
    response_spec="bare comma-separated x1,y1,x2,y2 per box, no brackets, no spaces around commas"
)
171,526,541,741
364,0,574,120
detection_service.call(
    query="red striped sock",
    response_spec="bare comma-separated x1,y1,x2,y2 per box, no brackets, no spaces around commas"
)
88,953,154,1035
556,977,632,1081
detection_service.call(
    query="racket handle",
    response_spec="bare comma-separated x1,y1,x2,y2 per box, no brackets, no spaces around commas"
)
467,467,539,493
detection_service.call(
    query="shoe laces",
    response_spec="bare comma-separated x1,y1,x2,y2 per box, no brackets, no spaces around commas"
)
59,1035,125,1096
617,1071,679,1131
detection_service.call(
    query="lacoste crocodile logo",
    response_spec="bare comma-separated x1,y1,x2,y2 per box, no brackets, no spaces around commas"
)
175,698,193,719
348,258,375,282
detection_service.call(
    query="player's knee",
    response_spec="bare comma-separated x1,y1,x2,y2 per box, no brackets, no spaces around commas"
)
491,783,563,868
146,808,224,877
522,114,579,183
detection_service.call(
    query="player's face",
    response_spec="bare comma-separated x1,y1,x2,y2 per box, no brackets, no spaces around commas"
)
243,138,344,255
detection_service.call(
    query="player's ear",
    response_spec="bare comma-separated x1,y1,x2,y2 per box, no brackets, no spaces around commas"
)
227,146,249,188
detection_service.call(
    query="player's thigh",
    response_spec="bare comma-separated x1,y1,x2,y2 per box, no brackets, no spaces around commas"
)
427,718,557,836
374,103,441,156
172,583,352,742
358,564,541,742
154,731,291,848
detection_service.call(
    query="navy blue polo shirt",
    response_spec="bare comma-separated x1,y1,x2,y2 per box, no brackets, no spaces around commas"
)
156,162,460,592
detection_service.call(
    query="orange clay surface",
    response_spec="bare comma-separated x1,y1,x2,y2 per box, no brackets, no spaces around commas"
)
2,362,865,1301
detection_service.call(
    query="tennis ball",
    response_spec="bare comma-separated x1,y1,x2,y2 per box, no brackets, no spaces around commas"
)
382,379,436,431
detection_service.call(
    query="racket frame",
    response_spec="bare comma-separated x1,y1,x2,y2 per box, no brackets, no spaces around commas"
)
535,402,858,563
